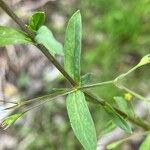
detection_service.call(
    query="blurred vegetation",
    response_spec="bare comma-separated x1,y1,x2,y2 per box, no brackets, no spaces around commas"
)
3,0,150,149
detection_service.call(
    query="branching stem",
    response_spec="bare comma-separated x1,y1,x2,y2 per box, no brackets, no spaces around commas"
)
0,0,150,131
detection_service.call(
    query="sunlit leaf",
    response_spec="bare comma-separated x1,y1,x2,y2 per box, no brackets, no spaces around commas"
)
64,10,82,83
104,104,132,133
28,11,45,31
0,26,31,46
1,112,25,130
138,54,150,67
35,25,63,55
139,134,150,150
66,91,97,150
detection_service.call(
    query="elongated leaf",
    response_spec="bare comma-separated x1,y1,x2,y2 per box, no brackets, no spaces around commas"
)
104,104,132,133
35,25,63,55
0,26,31,46
138,54,150,67
64,10,82,82
107,138,126,149
139,135,150,150
114,96,134,117
28,12,45,31
66,91,97,150
1,112,25,130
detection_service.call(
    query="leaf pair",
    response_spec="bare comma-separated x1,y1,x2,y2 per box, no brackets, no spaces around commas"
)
64,11,97,150
0,12,63,56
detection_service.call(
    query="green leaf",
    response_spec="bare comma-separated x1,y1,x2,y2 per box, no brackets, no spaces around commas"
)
104,104,132,133
81,73,92,85
137,54,150,67
64,10,82,83
1,112,25,130
0,26,31,46
100,121,116,135
28,11,45,31
114,96,134,117
139,135,150,150
107,138,126,149
35,25,63,55
66,91,97,150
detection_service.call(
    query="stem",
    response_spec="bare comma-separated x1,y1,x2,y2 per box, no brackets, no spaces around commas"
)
80,80,113,90
121,85,150,102
123,65,139,77
113,65,139,84
36,44,77,86
0,0,150,131
85,91,150,130
22,88,76,113
0,0,77,87
4,88,74,110
0,0,34,39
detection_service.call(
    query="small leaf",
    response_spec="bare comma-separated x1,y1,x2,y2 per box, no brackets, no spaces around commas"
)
104,104,132,133
138,54,150,67
0,26,31,46
28,11,45,31
139,134,150,150
64,10,82,83
66,91,97,150
114,96,134,117
1,112,25,130
35,25,63,55
81,73,92,85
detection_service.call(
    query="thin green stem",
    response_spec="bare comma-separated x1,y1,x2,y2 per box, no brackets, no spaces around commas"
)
123,65,139,77
84,91,150,130
114,65,139,83
121,85,150,102
4,88,75,110
0,0,34,39
0,0,77,87
80,80,113,90
0,0,150,131
18,88,77,114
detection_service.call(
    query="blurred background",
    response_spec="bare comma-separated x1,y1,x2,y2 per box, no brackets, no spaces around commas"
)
0,0,150,149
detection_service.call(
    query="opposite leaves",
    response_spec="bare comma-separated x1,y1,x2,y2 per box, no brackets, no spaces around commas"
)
64,10,82,83
66,91,97,150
